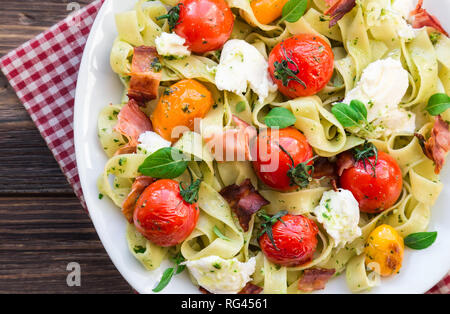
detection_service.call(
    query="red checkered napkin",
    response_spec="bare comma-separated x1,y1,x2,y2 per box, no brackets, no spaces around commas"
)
0,0,447,294
0,0,104,207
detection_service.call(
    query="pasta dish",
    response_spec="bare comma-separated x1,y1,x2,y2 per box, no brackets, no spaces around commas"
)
97,0,450,293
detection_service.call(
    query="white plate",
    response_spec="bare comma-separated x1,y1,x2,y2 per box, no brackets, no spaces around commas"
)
74,0,450,294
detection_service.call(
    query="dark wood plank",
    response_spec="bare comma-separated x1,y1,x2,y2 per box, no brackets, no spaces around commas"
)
0,0,92,55
0,0,134,293
0,197,133,294
0,74,75,194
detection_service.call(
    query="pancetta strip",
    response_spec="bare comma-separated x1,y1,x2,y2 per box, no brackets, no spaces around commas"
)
410,0,449,36
220,179,269,232
238,283,263,294
415,116,450,174
128,46,162,102
122,176,155,222
199,283,263,294
113,99,153,154
312,157,336,179
336,151,355,176
298,268,336,292
204,115,257,162
324,0,356,27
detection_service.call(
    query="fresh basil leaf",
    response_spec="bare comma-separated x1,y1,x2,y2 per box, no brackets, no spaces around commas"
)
138,147,188,179
425,93,450,116
331,103,361,127
152,267,175,292
235,101,246,113
264,107,297,128
349,99,367,120
280,0,308,23
404,231,437,250
213,226,231,241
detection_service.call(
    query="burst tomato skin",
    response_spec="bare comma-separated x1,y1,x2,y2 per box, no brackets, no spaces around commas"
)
252,127,313,191
340,152,403,213
174,0,234,53
268,34,334,98
259,214,319,267
151,79,213,142
133,179,199,247
250,0,289,24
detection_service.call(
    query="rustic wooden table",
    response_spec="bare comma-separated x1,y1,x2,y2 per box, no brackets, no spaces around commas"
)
0,0,133,293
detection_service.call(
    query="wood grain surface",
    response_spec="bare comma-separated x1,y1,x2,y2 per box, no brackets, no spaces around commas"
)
0,0,133,294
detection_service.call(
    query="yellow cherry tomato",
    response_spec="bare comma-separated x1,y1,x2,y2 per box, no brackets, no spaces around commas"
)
151,79,213,142
250,0,289,25
365,224,404,277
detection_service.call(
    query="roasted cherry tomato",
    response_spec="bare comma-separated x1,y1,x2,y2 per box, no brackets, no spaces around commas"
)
167,0,234,53
365,224,404,277
268,34,334,98
250,0,289,24
340,152,403,213
259,214,319,267
151,79,213,142
252,127,313,191
133,179,199,247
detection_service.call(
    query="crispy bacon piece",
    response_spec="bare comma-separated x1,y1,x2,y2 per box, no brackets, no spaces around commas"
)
410,0,449,36
199,283,263,294
312,157,339,191
238,283,263,294
128,46,162,102
220,179,269,232
113,99,153,154
199,287,211,294
122,176,155,222
298,268,336,292
312,157,337,179
336,151,355,176
204,115,257,162
324,0,356,27
414,116,450,174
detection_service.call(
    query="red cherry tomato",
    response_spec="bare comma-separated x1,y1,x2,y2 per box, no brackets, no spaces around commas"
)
259,214,319,267
133,179,199,247
268,34,334,98
252,127,313,191
173,0,234,53
340,152,403,213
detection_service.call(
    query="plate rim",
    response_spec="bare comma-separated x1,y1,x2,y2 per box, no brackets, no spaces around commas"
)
74,0,450,294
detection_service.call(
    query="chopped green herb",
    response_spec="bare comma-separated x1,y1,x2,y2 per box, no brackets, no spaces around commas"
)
213,226,231,241
133,246,146,254
235,101,246,113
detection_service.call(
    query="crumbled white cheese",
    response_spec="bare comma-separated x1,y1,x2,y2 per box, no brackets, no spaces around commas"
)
392,0,416,20
215,39,277,102
343,58,415,136
370,0,416,40
314,189,362,248
183,256,256,294
137,131,171,155
155,32,190,58
396,19,416,40
391,0,417,40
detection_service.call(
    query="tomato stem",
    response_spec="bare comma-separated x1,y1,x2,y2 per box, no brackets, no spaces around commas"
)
156,4,183,31
353,141,378,177
179,167,202,204
278,144,317,189
258,210,288,251
273,46,307,89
